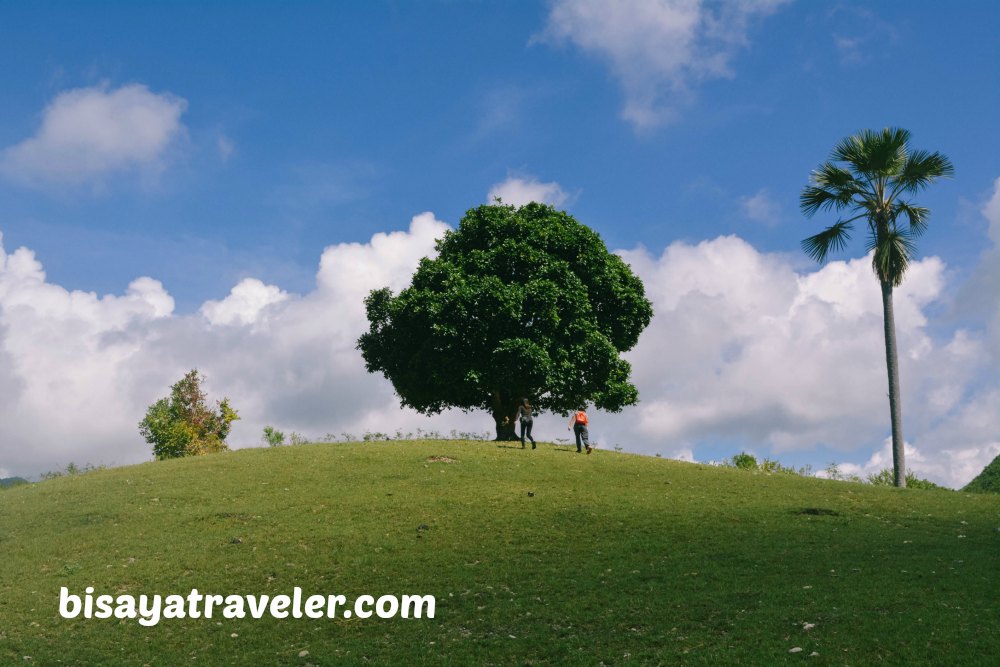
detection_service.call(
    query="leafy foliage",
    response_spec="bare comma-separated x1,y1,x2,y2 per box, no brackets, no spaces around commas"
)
722,454,950,489
138,370,238,460
357,202,653,438
800,127,953,287
962,454,1000,494
730,452,758,470
867,468,949,491
262,426,285,447
38,462,105,480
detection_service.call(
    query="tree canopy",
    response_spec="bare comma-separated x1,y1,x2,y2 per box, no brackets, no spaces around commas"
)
139,369,239,459
801,127,954,287
357,202,653,439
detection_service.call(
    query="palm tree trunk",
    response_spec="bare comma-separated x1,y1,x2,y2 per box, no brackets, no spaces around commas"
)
880,279,906,488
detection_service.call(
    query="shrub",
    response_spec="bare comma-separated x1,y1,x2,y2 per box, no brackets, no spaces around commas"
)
730,452,758,471
867,468,949,490
38,463,104,480
262,426,285,447
759,458,799,475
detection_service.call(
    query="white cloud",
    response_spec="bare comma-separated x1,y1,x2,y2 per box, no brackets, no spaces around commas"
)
538,0,788,129
0,83,188,188
3,197,1000,488
0,215,484,477
740,188,781,225
836,437,1000,490
201,279,289,327
958,178,1000,363
596,233,998,488
983,176,1000,244
487,175,571,208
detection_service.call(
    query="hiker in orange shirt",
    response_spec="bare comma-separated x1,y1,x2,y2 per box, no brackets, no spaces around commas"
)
567,407,592,454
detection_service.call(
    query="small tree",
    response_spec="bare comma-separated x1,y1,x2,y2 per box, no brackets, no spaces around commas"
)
139,370,239,459
358,202,653,440
262,426,285,447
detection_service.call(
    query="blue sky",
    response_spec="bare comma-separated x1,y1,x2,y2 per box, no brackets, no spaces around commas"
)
2,1,999,486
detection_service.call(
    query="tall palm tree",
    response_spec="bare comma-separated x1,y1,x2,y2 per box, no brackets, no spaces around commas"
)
801,128,953,488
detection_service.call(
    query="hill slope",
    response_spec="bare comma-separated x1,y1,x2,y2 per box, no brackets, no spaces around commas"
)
963,453,1000,494
1,441,997,665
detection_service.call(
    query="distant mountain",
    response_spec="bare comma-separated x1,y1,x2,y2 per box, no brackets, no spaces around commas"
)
963,454,1000,494
0,476,29,489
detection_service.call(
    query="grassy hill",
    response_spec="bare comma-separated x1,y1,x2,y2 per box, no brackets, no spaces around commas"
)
0,476,29,489
963,453,1000,494
1,441,997,665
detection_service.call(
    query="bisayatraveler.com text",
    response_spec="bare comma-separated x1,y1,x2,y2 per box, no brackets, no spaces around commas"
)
59,587,436,627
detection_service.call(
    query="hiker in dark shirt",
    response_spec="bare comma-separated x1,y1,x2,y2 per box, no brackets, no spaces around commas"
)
516,398,536,449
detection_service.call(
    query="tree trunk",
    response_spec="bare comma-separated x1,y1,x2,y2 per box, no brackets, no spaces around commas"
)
493,413,519,441
880,279,906,488
491,392,520,441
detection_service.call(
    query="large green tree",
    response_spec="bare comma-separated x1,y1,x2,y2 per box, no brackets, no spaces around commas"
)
800,128,953,488
139,369,239,459
357,202,653,440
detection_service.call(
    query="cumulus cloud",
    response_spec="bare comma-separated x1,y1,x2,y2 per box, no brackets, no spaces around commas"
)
201,279,289,327
0,215,487,478
3,198,1000,488
589,233,999,488
835,436,1000,490
0,83,188,188
538,0,788,129
487,175,571,208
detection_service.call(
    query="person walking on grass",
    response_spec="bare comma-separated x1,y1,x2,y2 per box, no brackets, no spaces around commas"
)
516,398,536,449
568,407,591,454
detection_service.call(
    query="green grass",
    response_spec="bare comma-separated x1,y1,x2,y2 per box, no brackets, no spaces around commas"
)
963,453,1000,494
1,441,998,665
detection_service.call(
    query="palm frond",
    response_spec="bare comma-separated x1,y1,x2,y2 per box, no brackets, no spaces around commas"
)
868,228,917,286
801,221,853,263
801,163,863,216
831,133,867,170
812,162,858,190
800,186,841,216
892,150,955,196
835,128,909,177
870,127,910,176
894,202,930,237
